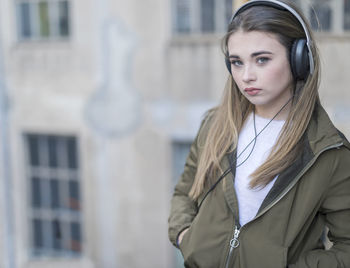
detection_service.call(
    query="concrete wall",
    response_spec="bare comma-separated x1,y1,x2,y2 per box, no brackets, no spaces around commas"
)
0,0,349,268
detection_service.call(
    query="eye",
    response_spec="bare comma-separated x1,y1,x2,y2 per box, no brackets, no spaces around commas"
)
256,57,270,64
230,60,243,67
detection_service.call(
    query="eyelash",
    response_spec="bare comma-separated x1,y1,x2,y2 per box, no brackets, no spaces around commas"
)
230,57,271,67
230,60,243,66
256,57,270,64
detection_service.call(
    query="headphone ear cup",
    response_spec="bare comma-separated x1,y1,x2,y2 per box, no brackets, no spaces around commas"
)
225,56,232,74
290,39,310,80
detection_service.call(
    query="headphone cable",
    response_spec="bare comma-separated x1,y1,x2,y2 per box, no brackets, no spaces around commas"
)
197,97,293,210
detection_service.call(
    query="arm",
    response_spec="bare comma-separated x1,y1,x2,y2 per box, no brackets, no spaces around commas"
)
168,111,213,248
289,148,350,267
168,134,199,248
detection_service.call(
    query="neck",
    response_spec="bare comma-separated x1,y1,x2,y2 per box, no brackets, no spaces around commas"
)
255,98,292,121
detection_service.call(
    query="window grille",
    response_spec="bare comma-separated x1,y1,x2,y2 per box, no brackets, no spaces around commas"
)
172,0,233,34
25,134,82,257
16,0,70,40
309,0,332,31
172,0,350,35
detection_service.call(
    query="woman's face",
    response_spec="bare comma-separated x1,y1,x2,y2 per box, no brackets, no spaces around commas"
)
227,30,294,118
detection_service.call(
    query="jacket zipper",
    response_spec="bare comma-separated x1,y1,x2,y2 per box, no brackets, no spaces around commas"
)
230,225,241,249
223,142,343,268
225,225,241,268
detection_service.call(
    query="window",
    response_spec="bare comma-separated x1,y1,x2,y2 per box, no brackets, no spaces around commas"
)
171,140,192,267
200,0,215,32
309,0,332,31
16,0,70,40
295,0,350,33
172,0,350,35
171,140,192,187
174,0,191,33
172,0,233,34
25,134,82,257
345,0,350,30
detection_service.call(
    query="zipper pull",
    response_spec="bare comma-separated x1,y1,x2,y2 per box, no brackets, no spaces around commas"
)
229,225,240,248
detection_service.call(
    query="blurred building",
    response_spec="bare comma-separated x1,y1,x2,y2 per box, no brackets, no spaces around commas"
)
0,0,349,267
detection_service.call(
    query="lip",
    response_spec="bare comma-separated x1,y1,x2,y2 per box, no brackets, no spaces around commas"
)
244,87,261,96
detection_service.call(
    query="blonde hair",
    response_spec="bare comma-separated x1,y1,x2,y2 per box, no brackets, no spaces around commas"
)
189,1,321,200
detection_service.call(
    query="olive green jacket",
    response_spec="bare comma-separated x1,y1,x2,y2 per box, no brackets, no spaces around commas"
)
168,104,350,268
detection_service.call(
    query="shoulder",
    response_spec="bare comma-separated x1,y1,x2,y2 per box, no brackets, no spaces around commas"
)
313,132,350,192
196,107,217,141
336,128,350,149
307,104,350,154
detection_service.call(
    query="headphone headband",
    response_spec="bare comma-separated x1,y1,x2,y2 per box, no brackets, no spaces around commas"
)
229,0,314,75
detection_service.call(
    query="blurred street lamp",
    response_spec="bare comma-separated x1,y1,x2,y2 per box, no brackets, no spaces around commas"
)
83,0,141,267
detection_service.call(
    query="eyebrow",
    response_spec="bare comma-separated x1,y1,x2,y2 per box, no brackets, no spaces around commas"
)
228,50,273,59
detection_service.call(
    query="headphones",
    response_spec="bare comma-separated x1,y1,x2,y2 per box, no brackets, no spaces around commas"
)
225,0,315,81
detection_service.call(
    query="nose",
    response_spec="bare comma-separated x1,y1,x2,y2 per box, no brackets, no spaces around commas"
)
242,64,256,83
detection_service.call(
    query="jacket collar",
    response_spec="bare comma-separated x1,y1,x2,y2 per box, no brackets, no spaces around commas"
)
307,103,347,154
222,103,348,218
259,103,348,214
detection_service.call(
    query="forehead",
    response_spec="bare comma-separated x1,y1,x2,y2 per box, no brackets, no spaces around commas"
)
227,30,285,55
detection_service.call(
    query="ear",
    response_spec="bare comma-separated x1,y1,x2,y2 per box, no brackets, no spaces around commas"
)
290,39,310,80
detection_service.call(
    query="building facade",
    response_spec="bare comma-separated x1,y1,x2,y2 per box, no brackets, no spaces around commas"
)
0,0,349,267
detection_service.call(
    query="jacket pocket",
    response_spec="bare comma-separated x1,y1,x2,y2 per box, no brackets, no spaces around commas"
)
179,225,192,258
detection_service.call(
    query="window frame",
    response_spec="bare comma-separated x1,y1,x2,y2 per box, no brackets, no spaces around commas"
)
171,0,233,35
288,0,348,34
171,0,350,37
24,133,83,258
15,0,71,41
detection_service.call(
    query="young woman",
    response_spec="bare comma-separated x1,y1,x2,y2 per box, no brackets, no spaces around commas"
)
168,1,350,267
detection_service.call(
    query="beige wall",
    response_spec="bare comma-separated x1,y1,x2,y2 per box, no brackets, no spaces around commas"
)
317,35,350,138
0,0,349,268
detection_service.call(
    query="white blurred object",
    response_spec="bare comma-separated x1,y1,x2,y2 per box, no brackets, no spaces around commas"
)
85,18,141,138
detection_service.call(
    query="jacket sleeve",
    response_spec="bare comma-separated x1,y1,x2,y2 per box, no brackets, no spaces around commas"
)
289,148,350,268
168,116,210,248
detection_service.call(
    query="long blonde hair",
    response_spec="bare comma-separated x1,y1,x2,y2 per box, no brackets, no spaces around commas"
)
189,1,321,200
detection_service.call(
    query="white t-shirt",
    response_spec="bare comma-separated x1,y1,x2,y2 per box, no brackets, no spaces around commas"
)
235,113,285,226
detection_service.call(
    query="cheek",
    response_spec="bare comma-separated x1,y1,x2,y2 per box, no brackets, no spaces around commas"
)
265,61,293,84
231,72,244,90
